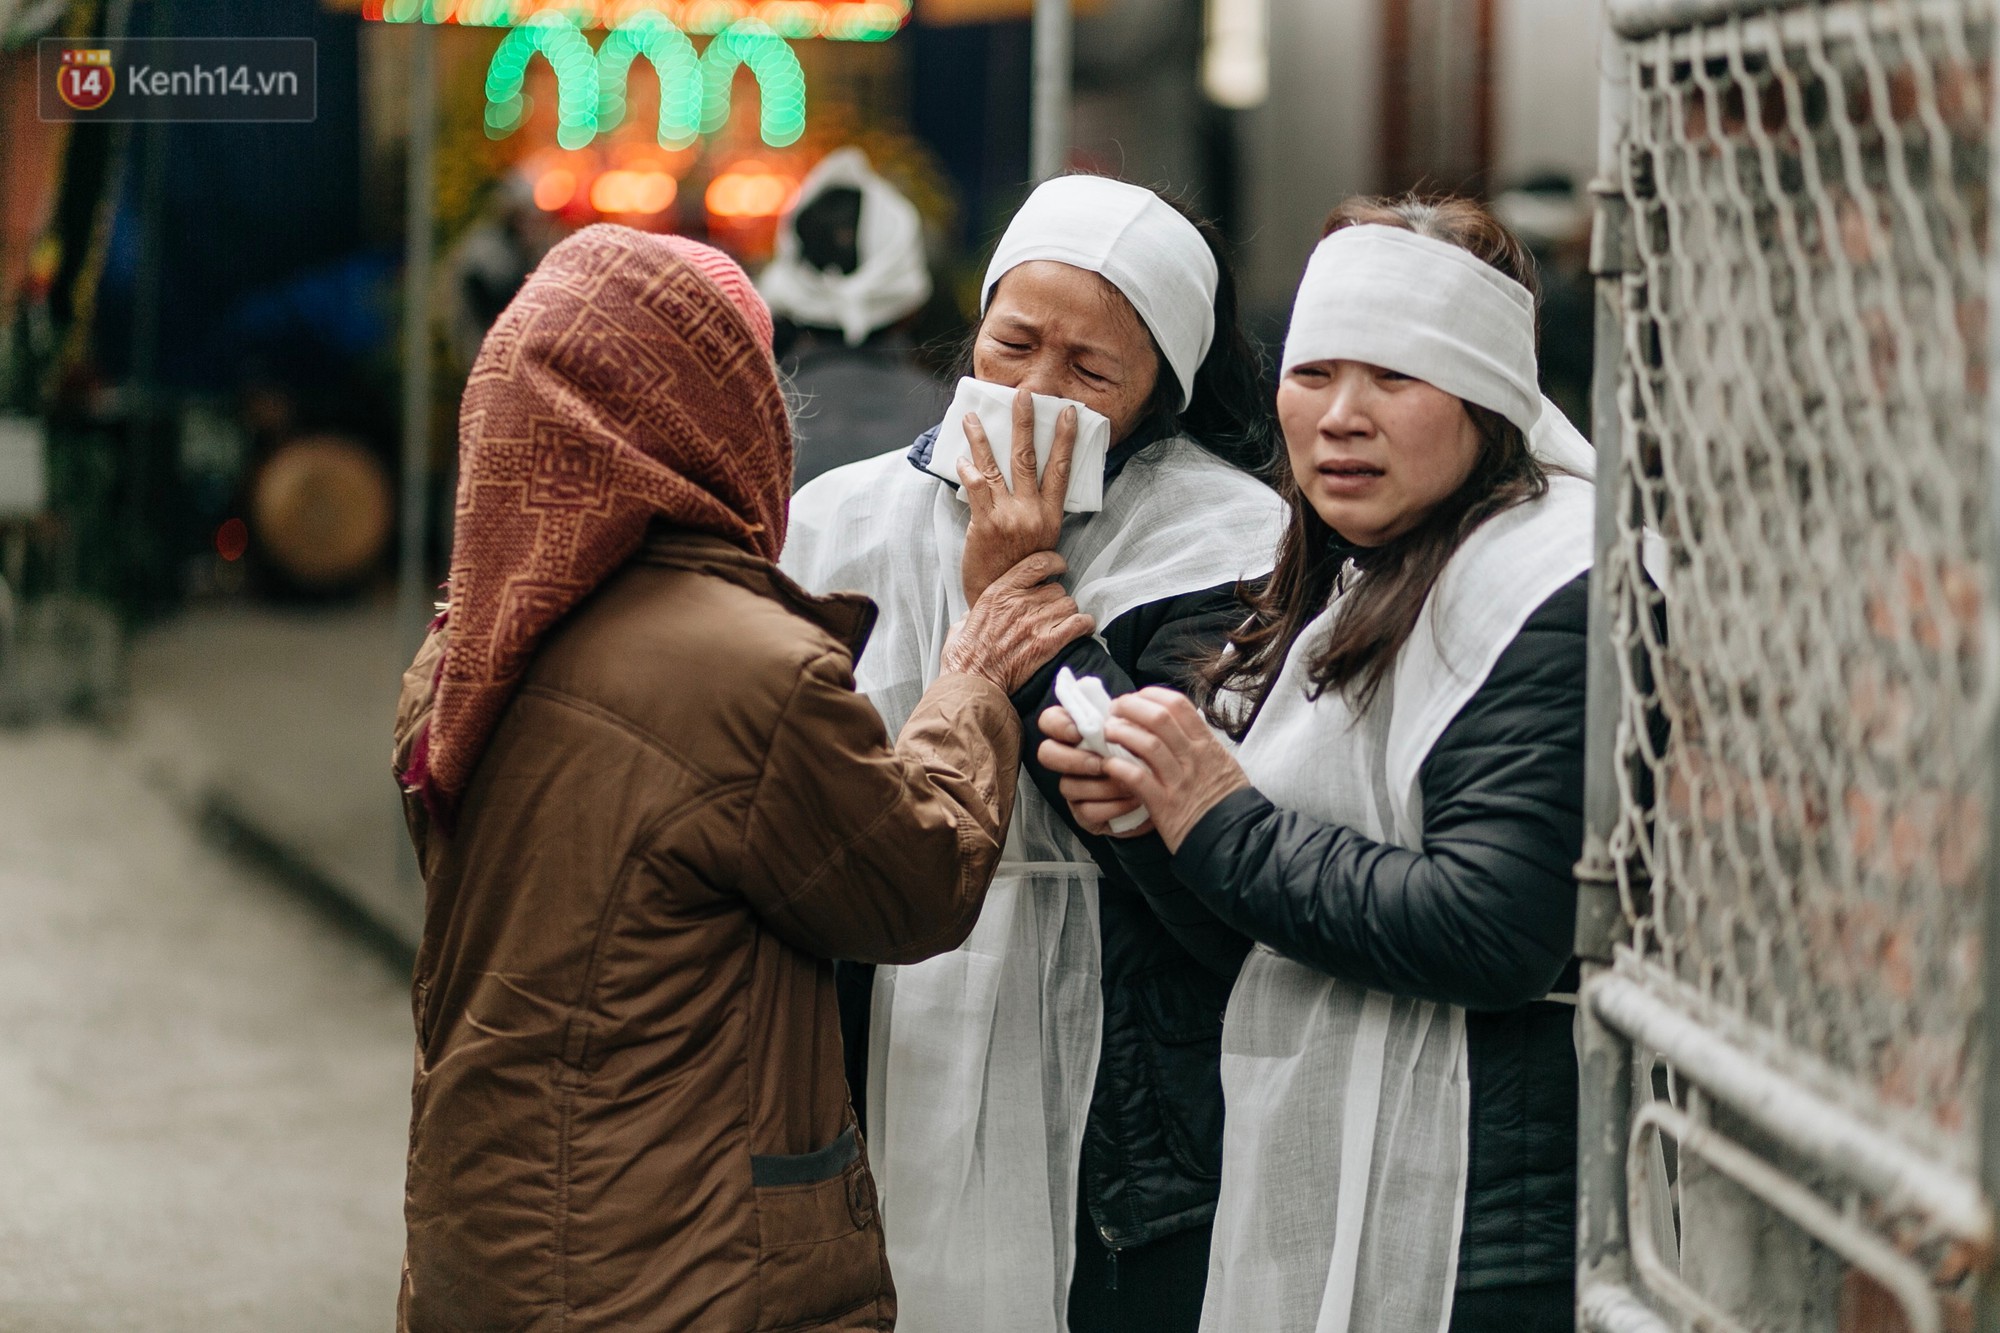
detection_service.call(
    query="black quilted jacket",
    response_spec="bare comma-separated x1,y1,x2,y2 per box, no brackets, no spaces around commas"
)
843,572,1589,1289
837,579,1252,1267
837,421,1258,1275
1012,583,1255,1260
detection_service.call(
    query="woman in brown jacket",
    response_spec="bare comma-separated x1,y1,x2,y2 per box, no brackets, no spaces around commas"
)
391,226,1091,1332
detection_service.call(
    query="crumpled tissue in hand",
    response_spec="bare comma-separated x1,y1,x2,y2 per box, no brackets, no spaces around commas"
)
1052,666,1151,835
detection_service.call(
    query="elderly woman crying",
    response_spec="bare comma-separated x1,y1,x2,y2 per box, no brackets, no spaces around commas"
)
1041,196,1600,1333
784,176,1284,1333
390,226,1090,1333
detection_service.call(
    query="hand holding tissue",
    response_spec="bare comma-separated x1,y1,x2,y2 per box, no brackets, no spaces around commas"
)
923,377,1112,514
1052,666,1152,835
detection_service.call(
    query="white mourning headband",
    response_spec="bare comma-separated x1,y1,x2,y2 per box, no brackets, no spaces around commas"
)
983,176,1219,411
1281,223,1543,435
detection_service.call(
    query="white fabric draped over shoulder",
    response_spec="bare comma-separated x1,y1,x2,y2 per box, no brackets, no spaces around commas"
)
756,147,933,346
784,440,1283,1333
1200,473,1595,1333
1201,224,1602,1333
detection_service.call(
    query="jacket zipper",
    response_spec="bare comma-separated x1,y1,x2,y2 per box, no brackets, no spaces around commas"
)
1100,1226,1121,1291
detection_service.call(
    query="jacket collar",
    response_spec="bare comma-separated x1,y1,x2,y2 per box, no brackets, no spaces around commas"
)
634,526,877,658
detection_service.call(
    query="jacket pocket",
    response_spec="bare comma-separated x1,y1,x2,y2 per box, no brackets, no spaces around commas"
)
751,1125,861,1193
1136,969,1228,1183
750,1126,891,1330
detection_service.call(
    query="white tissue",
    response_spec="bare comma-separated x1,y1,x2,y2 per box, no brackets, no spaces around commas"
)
923,377,1112,514
1052,666,1151,835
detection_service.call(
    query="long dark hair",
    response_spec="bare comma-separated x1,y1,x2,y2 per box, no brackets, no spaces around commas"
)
955,178,1278,475
1196,195,1551,731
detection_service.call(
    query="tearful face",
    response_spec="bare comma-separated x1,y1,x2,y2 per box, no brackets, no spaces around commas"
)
974,261,1162,445
1278,359,1484,547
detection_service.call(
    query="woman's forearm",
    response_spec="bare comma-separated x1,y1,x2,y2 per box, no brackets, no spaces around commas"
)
1015,584,1257,976
1170,789,1572,1010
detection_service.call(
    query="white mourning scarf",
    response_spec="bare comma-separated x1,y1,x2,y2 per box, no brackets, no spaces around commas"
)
1197,227,1596,1333
757,147,933,346
983,176,1219,410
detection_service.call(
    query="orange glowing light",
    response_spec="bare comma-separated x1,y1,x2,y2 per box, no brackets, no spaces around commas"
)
704,160,799,219
591,169,680,214
533,167,579,211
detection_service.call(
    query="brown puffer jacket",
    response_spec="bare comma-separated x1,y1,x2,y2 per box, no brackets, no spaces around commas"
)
391,528,1019,1332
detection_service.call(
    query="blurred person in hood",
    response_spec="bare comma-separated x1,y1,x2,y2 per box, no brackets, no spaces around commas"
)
390,225,1091,1332
444,171,560,374
758,148,950,489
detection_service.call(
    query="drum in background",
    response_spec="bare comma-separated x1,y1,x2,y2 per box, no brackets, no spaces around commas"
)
249,433,394,594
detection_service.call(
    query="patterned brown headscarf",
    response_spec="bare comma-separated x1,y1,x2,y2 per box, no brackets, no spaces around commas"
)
407,224,790,817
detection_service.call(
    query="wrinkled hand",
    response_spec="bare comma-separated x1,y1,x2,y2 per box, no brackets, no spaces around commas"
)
957,387,1077,609
941,552,1094,696
1096,688,1251,853
1037,706,1154,838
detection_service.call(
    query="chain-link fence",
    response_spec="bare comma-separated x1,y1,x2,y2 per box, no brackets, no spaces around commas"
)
1579,0,1999,1328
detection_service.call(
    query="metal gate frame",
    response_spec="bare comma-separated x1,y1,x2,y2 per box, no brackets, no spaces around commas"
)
1575,0,2000,1328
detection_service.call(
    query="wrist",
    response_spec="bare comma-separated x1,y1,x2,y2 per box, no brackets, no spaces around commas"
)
941,637,1010,692
1167,782,1262,860
961,662,1017,694
1161,777,1252,854
959,551,1008,610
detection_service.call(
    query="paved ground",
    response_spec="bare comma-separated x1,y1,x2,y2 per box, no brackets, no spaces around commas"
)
0,725,412,1332
125,600,422,945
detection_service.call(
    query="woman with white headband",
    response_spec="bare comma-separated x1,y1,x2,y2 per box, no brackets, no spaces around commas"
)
784,175,1285,1333
1039,197,1595,1332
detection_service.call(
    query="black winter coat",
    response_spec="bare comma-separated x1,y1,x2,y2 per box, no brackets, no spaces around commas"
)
838,425,1263,1276
1110,572,1591,1292
1011,582,1253,1260
836,579,1246,1299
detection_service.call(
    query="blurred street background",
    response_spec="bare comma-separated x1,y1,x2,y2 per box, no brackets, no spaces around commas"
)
0,726,409,1331
0,0,1606,1324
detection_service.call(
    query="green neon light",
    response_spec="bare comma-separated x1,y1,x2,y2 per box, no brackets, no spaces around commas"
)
478,10,810,151
455,0,523,23
597,9,701,149
699,19,806,148
821,2,899,39
378,1,909,42
485,12,600,149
